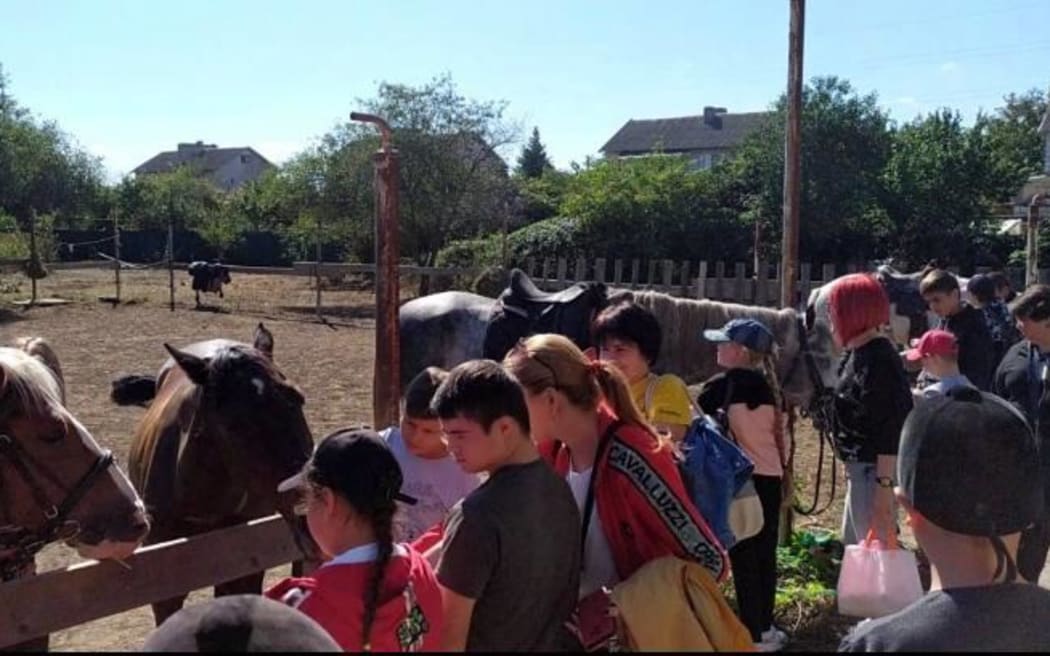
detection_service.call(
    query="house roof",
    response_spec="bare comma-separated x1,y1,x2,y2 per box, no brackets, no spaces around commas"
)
600,111,772,155
133,145,273,176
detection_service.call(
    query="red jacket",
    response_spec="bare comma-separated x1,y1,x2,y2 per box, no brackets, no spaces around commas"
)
541,407,730,583
265,545,443,652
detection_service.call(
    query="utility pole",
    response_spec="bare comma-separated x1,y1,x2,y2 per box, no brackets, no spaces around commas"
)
780,0,805,545
780,0,805,310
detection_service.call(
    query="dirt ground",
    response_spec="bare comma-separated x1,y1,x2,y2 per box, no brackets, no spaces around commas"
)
0,267,864,651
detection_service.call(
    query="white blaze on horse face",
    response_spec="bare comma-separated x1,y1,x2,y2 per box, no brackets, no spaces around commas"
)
251,377,266,396
888,303,912,348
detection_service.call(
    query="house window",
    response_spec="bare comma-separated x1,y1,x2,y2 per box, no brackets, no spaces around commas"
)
692,152,713,169
240,154,249,164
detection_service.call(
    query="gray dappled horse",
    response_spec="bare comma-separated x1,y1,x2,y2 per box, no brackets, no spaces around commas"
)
399,270,838,409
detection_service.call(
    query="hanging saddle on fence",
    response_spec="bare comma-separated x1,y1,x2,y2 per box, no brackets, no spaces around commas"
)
482,269,609,361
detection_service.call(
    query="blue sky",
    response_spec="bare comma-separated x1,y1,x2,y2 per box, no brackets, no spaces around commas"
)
3,0,1047,182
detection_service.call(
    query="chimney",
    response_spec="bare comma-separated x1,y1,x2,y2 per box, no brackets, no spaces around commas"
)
177,140,217,152
703,106,727,129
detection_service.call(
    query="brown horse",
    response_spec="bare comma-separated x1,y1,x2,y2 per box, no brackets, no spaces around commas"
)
0,338,150,651
123,324,316,627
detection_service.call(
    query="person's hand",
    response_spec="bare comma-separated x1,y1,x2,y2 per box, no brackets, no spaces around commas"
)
871,486,895,542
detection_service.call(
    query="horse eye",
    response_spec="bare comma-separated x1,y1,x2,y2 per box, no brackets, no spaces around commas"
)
40,428,65,444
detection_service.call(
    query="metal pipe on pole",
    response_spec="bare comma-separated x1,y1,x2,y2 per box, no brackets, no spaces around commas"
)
780,0,805,545
351,112,402,430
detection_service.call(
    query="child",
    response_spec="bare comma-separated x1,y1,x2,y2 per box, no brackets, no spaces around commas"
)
967,273,1021,370
699,318,789,652
592,301,693,441
919,269,995,391
431,359,581,652
828,274,913,547
905,329,974,403
265,429,443,652
381,367,481,543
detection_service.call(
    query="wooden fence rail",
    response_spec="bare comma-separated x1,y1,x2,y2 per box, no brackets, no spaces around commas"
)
13,257,1037,309
0,514,302,648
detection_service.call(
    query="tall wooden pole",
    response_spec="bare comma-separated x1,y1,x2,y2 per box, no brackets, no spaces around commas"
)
113,216,121,304
28,210,38,306
780,0,805,309
780,0,805,544
352,113,401,430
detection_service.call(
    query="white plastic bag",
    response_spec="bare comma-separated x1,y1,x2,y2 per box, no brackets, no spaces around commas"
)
837,529,923,619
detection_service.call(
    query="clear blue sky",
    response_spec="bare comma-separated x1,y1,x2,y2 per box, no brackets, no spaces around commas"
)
3,0,1047,182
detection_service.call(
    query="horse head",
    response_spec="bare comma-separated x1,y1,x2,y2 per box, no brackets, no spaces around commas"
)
0,341,149,574
158,324,318,558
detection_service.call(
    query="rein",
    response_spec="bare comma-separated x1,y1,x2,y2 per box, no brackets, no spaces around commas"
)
0,433,115,581
782,316,839,517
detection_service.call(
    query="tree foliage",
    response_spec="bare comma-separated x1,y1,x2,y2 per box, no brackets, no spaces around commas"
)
516,127,553,178
0,64,108,229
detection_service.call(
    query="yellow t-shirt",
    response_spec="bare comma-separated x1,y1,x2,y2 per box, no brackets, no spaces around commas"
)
630,373,694,428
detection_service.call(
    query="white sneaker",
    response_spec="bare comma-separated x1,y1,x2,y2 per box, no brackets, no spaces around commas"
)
762,627,789,645
753,636,784,652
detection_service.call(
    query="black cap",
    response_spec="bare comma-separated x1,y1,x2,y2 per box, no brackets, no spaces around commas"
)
277,428,418,506
898,386,1043,537
142,595,341,652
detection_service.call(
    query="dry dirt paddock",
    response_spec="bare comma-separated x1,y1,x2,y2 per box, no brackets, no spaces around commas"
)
0,267,849,651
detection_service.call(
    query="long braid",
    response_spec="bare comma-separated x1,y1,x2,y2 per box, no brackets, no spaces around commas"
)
360,504,396,652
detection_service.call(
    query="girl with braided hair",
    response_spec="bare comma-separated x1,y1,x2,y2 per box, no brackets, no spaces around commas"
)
265,428,443,652
699,318,791,651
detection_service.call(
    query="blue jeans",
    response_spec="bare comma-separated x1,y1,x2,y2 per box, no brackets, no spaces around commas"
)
841,462,896,546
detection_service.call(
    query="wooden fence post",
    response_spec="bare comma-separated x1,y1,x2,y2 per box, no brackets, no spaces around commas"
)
556,258,567,289
696,261,708,299
756,260,768,306
647,260,658,289
822,263,836,288
613,259,624,286
595,257,606,283
714,261,726,300
662,260,674,293
800,262,812,304
526,257,536,277
679,260,690,297
630,259,640,289
113,218,121,304
735,262,747,303
576,256,588,283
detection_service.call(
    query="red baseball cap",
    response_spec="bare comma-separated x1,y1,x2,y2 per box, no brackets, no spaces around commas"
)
905,329,958,362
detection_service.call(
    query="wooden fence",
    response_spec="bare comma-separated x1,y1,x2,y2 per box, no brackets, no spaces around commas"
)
5,257,1033,311
0,515,302,648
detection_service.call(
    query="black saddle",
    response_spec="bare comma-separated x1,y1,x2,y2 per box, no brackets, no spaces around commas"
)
505,269,588,306
875,266,928,338
482,269,608,361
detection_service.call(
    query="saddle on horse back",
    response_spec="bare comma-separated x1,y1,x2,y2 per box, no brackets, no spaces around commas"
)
482,269,609,361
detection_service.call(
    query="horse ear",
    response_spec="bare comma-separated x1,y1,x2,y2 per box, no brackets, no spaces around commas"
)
164,344,209,386
253,323,274,359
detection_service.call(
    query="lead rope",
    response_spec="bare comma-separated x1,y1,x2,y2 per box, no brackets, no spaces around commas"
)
791,317,840,516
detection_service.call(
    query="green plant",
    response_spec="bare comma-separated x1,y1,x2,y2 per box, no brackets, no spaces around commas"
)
775,529,842,607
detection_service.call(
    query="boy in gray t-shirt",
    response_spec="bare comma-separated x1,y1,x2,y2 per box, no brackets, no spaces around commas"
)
431,360,581,652
906,329,974,403
381,367,480,542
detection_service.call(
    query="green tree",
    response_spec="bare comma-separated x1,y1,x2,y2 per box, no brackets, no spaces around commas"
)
560,155,748,262
514,168,570,224
0,64,107,229
978,88,1048,195
882,110,1001,268
516,127,553,178
722,76,894,263
315,73,520,265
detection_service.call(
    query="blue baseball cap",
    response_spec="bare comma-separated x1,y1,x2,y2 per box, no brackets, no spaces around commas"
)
702,318,775,355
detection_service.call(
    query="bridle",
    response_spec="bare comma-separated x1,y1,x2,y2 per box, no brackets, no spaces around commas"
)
0,431,115,581
781,315,839,516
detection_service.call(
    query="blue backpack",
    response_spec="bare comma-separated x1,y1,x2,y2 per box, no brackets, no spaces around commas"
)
678,412,755,550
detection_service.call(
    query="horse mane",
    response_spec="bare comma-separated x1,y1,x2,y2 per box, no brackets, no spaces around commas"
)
0,346,64,416
623,290,804,396
127,367,200,494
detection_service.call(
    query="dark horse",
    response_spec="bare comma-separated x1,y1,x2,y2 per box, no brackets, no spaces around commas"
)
0,338,150,651
120,324,316,627
188,261,231,309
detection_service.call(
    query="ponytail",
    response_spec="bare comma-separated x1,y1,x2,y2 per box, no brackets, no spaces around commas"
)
360,503,396,652
592,361,657,439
